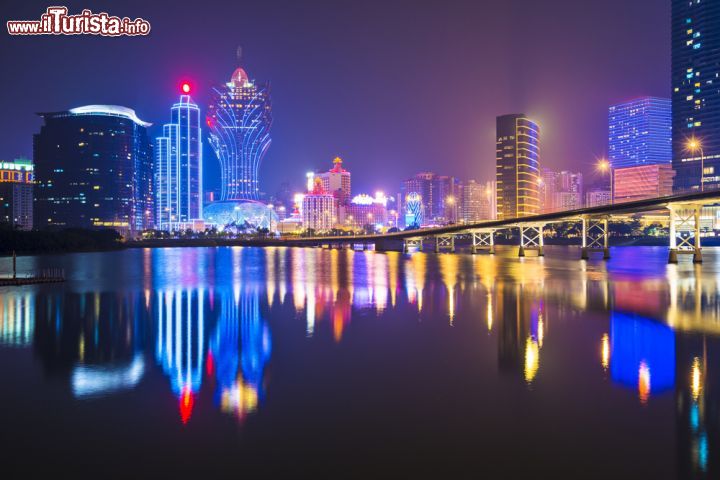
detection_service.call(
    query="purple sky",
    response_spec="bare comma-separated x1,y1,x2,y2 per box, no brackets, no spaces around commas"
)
0,0,670,196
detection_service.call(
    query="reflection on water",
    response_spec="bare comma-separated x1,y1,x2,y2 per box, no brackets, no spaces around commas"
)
1,246,720,477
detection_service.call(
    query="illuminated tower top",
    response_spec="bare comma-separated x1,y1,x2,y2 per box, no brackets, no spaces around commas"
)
207,51,272,202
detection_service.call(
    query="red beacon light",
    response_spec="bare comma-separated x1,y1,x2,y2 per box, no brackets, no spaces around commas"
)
181,82,191,94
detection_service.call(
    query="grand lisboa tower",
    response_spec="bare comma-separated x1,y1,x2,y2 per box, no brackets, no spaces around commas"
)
205,53,276,231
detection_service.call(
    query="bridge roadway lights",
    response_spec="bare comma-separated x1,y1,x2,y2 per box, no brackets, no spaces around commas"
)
668,203,702,264
434,235,455,253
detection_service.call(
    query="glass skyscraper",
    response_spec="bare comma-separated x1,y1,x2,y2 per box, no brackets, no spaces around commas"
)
207,65,272,201
34,105,154,234
672,0,720,191
608,97,672,169
496,114,540,220
155,93,203,229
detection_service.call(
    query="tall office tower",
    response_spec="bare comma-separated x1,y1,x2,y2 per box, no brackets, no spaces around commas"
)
556,171,583,210
496,114,540,220
156,85,203,230
613,164,675,203
401,172,459,225
540,168,558,213
459,180,495,223
207,60,272,201
459,180,483,223
479,181,497,220
317,157,351,204
608,97,672,169
585,188,612,208
0,158,34,230
302,178,336,232
34,105,154,234
672,1,720,191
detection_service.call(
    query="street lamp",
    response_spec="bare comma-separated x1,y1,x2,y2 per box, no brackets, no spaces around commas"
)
687,137,705,192
596,158,613,204
446,195,457,224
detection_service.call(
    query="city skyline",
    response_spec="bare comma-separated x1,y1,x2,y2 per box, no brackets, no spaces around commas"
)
0,0,670,196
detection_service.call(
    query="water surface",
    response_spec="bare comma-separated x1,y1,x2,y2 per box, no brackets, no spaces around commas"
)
0,246,718,478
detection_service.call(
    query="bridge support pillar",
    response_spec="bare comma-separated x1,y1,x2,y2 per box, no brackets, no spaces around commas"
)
434,234,455,253
519,225,544,257
580,216,610,260
403,237,423,253
668,204,702,264
471,230,495,254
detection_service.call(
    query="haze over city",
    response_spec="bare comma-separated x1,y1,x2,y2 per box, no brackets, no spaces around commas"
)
0,0,669,194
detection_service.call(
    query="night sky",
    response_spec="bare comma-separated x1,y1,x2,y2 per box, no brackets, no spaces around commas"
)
0,0,670,197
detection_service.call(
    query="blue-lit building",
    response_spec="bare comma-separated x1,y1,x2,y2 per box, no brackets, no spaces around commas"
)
672,0,720,192
608,97,672,169
34,105,154,234
207,63,272,201
155,90,203,230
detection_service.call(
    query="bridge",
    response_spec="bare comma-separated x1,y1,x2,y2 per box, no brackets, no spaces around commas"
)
278,189,720,263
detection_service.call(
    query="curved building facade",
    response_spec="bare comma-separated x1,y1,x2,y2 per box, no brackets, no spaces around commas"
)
156,94,203,229
34,105,154,233
207,66,272,201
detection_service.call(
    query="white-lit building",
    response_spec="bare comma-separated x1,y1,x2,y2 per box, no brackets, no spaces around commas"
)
0,158,33,230
317,157,351,205
156,87,203,230
338,192,388,229
302,179,336,232
586,189,612,208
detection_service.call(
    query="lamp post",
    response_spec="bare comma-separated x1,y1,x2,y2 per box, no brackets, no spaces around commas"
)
687,137,705,192
596,158,612,204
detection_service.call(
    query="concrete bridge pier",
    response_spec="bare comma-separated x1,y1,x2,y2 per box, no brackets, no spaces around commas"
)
668,204,702,264
580,216,610,260
471,230,495,254
434,234,455,253
402,237,424,253
519,225,544,257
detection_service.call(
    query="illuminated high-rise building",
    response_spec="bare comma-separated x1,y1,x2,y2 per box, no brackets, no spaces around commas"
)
317,157,351,204
608,97,672,169
34,105,154,234
0,158,33,230
155,84,203,230
496,114,540,220
672,1,720,191
207,58,272,201
613,164,675,203
401,172,458,225
302,178,336,232
459,180,495,223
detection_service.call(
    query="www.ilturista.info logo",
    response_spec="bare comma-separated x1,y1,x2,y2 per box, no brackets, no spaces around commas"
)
7,6,151,36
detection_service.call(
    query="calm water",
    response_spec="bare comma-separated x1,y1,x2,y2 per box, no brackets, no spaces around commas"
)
0,245,718,478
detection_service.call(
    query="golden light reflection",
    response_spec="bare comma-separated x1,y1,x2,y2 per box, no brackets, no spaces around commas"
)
537,315,545,349
524,337,539,383
691,357,703,401
220,375,259,421
387,252,399,307
439,254,459,324
410,253,427,313
486,292,493,332
266,247,277,307
638,361,651,405
601,333,610,371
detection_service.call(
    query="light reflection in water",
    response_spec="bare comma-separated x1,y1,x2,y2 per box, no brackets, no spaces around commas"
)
3,245,720,476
